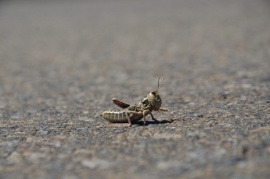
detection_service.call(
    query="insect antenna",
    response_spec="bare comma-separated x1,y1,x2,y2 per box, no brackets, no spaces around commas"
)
157,77,165,92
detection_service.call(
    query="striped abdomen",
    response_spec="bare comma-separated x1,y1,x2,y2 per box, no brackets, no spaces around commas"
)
101,110,142,123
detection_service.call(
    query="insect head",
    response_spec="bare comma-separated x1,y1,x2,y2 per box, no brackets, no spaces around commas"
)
147,77,165,111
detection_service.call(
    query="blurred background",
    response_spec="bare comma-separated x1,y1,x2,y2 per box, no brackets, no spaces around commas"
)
0,0,269,178
0,0,269,106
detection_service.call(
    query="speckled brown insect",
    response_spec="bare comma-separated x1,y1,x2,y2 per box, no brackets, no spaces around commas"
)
100,78,168,127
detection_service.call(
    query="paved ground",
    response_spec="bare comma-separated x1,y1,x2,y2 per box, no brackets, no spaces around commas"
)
0,0,270,178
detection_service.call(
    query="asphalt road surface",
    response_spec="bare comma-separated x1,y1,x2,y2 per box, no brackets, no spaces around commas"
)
0,0,270,178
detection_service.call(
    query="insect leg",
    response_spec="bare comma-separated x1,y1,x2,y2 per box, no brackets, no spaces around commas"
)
150,113,159,122
124,110,144,126
157,107,176,122
143,114,147,125
112,98,130,109
158,107,168,112
142,110,151,125
124,111,133,127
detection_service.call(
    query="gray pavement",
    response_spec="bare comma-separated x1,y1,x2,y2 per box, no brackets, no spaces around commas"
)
0,0,270,178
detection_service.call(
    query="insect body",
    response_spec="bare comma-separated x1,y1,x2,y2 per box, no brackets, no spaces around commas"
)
100,78,168,127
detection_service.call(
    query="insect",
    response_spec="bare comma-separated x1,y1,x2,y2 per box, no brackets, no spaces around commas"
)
100,78,168,127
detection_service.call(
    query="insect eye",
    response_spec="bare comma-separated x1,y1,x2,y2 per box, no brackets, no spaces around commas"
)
151,91,156,95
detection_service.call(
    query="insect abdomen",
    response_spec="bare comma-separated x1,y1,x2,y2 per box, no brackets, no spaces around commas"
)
101,110,143,123
101,111,128,123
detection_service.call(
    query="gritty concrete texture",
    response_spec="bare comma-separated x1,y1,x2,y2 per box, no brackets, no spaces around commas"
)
0,0,270,178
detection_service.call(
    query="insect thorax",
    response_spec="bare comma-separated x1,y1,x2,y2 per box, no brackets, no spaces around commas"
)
138,97,151,110
127,105,137,111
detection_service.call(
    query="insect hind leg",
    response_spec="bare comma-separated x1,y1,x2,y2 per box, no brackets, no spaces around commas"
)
112,98,130,109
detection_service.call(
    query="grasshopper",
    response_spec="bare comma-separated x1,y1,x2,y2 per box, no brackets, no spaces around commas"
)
100,78,168,127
